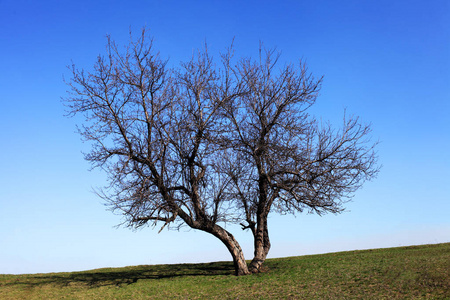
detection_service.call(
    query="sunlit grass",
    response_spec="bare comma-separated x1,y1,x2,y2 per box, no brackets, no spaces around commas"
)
1,243,449,299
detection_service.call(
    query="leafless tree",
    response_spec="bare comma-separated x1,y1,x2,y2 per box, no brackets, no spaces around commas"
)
64,30,252,275
220,48,379,272
64,29,378,275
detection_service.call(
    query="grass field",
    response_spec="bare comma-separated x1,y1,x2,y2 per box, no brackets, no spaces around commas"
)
1,243,449,299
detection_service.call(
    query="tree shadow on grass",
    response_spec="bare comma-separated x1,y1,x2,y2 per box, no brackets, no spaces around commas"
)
4,261,236,289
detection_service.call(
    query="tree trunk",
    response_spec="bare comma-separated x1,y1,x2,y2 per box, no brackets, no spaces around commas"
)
249,216,271,273
211,225,250,276
177,208,250,276
248,169,272,273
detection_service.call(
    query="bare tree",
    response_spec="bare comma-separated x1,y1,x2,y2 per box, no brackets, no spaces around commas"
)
65,29,378,275
65,30,252,275
220,48,379,272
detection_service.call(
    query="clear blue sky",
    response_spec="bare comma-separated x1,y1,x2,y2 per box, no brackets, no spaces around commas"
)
1,0,449,274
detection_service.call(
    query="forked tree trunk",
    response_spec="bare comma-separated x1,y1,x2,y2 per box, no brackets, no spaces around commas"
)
211,225,250,276
249,216,271,273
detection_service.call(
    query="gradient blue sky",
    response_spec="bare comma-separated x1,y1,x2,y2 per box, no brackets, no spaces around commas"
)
1,0,449,274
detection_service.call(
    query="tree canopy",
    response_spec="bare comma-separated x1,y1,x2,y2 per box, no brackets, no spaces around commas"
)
65,29,379,275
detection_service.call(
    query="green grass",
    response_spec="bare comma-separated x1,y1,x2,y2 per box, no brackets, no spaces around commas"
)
1,243,449,299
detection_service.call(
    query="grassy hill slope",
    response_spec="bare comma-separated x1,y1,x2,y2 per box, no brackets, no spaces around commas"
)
1,243,449,299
